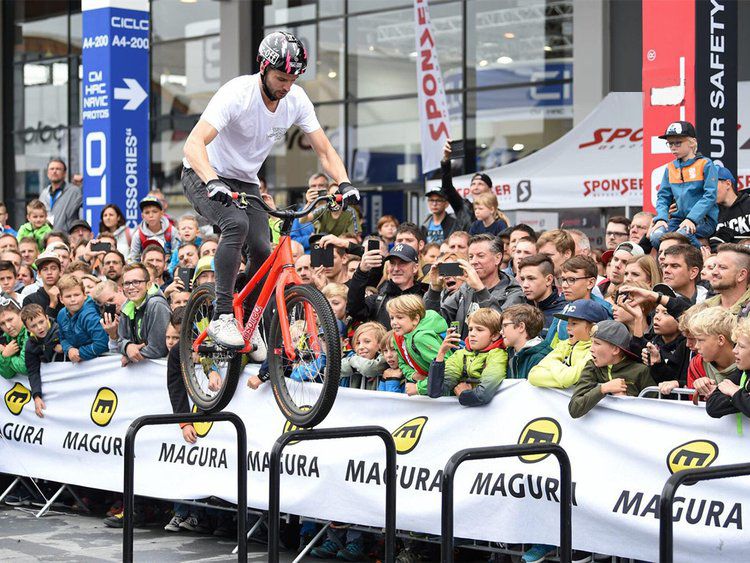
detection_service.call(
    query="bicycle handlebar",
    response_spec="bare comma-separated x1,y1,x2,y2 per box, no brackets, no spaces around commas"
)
231,192,342,219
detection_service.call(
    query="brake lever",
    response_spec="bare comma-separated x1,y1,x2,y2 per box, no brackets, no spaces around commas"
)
231,192,249,209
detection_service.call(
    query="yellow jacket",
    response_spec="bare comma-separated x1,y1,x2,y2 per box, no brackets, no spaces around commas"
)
528,339,592,389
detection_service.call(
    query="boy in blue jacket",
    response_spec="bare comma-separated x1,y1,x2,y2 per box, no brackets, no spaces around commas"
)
56,274,109,362
650,121,718,249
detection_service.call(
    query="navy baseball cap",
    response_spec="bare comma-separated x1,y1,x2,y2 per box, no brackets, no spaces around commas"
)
717,166,736,184
385,243,418,264
553,299,610,323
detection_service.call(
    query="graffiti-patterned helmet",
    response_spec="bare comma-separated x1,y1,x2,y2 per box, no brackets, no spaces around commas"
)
257,31,307,76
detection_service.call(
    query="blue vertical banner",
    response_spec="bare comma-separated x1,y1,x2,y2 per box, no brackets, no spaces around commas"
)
82,0,150,233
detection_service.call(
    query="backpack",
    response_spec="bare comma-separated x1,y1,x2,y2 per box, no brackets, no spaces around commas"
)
138,224,173,256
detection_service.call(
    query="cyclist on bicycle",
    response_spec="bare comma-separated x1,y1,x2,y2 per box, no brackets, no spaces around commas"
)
182,31,359,350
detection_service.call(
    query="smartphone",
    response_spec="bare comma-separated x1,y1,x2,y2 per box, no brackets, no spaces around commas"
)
450,321,460,333
91,241,112,252
438,262,463,277
179,267,195,291
103,303,117,318
311,244,334,268
318,189,328,198
367,239,380,253
450,139,466,160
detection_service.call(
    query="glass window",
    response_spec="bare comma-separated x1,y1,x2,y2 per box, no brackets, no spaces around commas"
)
468,85,572,170
70,11,82,56
14,128,69,199
18,60,69,132
264,0,317,26
470,0,573,89
152,0,220,42
152,36,221,120
14,1,70,61
348,0,411,14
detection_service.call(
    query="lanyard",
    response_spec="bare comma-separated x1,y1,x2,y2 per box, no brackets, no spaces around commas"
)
738,371,747,436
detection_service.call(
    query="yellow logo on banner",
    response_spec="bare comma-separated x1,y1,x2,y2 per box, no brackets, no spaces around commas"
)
4,382,31,416
517,417,562,463
282,406,312,445
392,416,428,455
191,405,213,438
91,388,118,427
667,440,718,474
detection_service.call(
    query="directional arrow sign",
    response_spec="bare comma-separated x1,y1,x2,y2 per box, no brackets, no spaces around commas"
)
113,78,148,111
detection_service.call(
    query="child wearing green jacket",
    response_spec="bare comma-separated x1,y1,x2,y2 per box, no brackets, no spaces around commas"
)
386,295,449,396
16,199,52,252
427,307,507,406
0,300,29,378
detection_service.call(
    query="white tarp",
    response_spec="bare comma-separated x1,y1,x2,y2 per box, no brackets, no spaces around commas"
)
0,356,748,562
428,83,750,210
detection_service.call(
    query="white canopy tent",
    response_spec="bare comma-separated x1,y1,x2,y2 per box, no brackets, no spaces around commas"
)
428,84,750,211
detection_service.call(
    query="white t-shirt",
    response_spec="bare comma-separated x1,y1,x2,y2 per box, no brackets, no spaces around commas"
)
183,74,321,184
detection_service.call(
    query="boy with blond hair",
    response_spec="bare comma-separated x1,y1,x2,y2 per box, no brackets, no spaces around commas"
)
706,317,750,422
341,321,387,389
688,306,738,398
378,329,404,393
427,307,507,406
57,274,109,362
17,199,52,251
386,294,448,396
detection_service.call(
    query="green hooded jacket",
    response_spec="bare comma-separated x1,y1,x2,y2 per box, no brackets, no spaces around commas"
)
393,309,449,395
0,326,29,378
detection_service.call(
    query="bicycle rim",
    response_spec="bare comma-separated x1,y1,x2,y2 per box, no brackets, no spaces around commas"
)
180,283,243,412
268,284,341,428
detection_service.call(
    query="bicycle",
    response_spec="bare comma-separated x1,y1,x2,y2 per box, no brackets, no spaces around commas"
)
179,192,342,428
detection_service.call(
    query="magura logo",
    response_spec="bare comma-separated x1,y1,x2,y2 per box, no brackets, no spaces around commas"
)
391,416,427,455
667,440,719,475
517,417,562,463
282,406,311,445
4,383,31,416
91,388,118,427
191,405,213,438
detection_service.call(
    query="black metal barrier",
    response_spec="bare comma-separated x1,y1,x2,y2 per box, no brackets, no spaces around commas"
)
123,412,247,563
659,462,750,563
268,425,397,563
441,443,572,563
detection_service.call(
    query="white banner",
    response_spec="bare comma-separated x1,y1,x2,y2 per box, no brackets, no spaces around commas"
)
0,357,748,562
413,0,450,174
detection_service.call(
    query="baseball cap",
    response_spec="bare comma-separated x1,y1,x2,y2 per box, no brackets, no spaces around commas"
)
614,241,644,258
652,283,678,299
471,173,493,189
591,320,640,360
601,249,614,266
652,283,693,318
553,299,610,323
425,186,447,200
717,166,736,184
139,195,163,211
659,121,697,139
35,250,61,269
385,243,418,264
68,219,92,233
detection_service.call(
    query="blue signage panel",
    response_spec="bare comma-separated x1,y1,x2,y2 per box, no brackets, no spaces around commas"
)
82,0,150,233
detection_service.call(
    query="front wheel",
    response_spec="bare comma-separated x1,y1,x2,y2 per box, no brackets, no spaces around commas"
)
268,284,341,428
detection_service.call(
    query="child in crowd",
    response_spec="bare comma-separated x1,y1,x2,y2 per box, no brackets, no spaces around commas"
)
640,299,691,393
57,274,109,362
687,307,738,399
501,304,551,379
427,308,507,406
0,261,21,305
322,283,351,352
706,317,750,422
529,300,609,389
378,330,405,393
168,214,203,274
0,300,28,379
377,215,399,249
569,320,654,418
386,295,449,396
21,303,63,418
129,195,179,263
340,322,387,389
18,237,39,266
650,121,718,249
468,192,507,236
17,199,52,251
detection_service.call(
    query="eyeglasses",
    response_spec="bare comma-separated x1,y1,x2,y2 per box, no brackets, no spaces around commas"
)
666,140,683,148
122,279,148,288
559,276,591,286
605,231,628,238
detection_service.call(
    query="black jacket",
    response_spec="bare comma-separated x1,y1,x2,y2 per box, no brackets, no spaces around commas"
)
166,344,190,415
706,368,750,418
25,322,65,398
717,192,750,239
347,267,428,329
650,334,690,386
438,160,474,233
23,287,64,322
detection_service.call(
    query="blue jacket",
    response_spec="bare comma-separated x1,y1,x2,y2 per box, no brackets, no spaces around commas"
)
290,217,314,252
57,297,109,361
655,155,718,225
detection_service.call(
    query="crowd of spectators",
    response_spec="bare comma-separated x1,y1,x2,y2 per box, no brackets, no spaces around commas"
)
5,122,750,562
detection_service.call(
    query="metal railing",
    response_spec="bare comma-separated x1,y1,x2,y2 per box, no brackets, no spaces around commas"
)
441,443,573,563
638,386,698,401
122,412,247,563
659,462,750,563
267,425,397,563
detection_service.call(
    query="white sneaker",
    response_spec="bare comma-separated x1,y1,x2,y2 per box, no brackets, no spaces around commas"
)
207,314,245,349
249,325,267,363
164,514,185,532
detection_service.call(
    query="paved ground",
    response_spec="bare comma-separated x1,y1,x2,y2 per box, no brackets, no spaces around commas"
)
0,505,298,562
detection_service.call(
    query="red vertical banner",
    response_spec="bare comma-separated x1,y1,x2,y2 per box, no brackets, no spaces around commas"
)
642,0,696,212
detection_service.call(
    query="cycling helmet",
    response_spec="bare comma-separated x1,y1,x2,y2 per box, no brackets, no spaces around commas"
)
257,31,307,76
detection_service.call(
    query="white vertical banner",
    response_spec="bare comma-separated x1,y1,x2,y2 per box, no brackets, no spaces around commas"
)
413,0,451,174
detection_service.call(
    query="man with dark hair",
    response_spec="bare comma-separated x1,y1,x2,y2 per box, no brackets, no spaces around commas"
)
39,158,82,234
517,255,566,335
604,216,631,250
424,234,524,338
706,243,750,315
141,244,171,287
22,251,63,321
395,222,426,254
661,244,706,303
715,167,750,240
509,224,537,245
42,230,70,250
657,231,692,267
102,250,126,285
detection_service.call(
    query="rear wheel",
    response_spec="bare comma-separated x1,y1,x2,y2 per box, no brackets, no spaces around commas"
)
180,283,243,412
267,284,340,428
